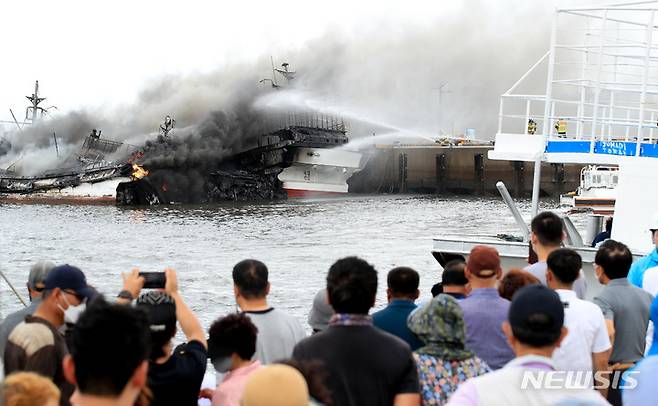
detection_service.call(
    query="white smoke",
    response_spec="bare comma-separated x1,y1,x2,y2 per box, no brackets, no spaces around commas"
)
1,0,569,175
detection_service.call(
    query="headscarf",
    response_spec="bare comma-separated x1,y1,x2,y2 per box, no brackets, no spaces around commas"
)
407,294,474,361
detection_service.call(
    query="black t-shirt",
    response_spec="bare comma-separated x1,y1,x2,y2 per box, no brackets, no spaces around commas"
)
293,325,419,406
148,340,207,406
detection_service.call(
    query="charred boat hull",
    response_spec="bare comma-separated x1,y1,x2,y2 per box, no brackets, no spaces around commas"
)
0,162,131,204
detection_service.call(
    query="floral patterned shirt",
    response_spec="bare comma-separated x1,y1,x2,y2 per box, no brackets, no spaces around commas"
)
413,353,491,405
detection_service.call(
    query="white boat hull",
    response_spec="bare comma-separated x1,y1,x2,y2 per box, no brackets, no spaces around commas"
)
0,177,130,204
278,147,364,197
432,236,646,300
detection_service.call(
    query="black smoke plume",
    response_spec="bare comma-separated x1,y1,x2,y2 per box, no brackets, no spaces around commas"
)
1,0,566,198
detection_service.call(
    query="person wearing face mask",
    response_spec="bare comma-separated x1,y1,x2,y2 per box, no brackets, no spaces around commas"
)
135,269,208,406
4,264,96,406
199,313,262,406
0,260,55,360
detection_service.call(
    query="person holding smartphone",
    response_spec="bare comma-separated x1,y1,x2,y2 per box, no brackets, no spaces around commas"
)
134,268,208,406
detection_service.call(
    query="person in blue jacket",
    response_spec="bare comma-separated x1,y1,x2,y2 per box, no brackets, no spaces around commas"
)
649,296,658,356
628,214,658,296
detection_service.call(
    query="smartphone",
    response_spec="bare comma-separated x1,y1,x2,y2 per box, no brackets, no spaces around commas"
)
139,272,166,289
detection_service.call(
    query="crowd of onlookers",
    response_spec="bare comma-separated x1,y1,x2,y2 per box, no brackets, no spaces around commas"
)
1,210,658,406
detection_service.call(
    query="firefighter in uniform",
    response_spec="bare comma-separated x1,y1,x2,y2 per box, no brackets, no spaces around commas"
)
527,119,537,135
555,119,567,137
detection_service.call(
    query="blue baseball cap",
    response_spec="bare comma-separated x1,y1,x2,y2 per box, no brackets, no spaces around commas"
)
44,264,96,299
509,284,564,337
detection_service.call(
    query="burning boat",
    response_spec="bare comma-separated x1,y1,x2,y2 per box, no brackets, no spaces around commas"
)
129,118,366,204
0,133,138,204
0,83,139,203
273,118,365,198
1,116,364,205
256,61,365,198
2,76,365,205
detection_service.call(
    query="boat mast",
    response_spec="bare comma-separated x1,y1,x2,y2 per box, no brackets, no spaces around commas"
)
24,80,56,124
26,80,46,124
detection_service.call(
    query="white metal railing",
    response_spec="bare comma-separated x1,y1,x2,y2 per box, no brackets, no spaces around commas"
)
497,2,658,156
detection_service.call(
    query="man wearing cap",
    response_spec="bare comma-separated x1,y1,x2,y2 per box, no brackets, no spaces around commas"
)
459,245,514,370
0,260,55,359
4,264,95,406
135,268,207,406
447,285,609,406
628,212,658,295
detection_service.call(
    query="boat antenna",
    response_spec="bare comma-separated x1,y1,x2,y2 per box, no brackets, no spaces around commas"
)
24,80,57,124
274,62,296,82
270,56,278,87
53,132,59,157
0,269,28,307
9,109,23,131
259,57,285,88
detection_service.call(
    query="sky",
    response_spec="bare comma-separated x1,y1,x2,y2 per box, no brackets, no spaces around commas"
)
0,0,450,112
0,0,601,137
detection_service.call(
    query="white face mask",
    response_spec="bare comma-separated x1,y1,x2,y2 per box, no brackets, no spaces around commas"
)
58,293,86,325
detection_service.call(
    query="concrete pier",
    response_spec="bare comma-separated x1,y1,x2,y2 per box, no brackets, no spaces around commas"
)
348,144,582,197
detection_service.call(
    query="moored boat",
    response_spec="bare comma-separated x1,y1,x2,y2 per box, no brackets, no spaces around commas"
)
559,165,618,215
431,3,658,299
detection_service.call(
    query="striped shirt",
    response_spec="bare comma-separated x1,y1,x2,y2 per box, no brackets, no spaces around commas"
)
4,316,73,406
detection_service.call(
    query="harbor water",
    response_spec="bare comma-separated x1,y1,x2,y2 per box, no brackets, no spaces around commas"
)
1,195,551,330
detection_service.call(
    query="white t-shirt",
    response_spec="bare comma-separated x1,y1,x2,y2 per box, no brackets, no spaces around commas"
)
642,266,658,296
552,289,611,372
244,308,306,364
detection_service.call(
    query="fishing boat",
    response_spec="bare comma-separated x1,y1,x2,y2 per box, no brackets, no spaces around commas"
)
259,62,366,197
274,122,365,197
0,82,140,204
0,135,138,204
431,2,658,299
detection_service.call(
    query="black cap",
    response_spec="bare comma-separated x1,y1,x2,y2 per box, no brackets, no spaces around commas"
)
44,265,96,299
136,291,177,333
509,284,564,338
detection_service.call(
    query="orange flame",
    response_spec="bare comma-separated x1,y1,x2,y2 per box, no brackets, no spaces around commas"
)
131,163,149,180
